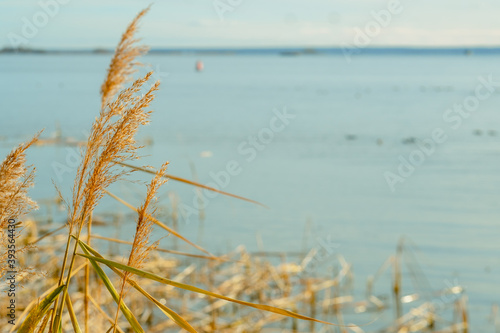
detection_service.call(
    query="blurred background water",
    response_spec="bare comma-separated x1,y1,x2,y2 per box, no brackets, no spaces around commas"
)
1,53,499,330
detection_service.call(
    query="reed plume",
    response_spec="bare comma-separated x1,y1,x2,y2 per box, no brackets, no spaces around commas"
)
52,72,160,331
0,134,39,284
51,8,158,330
0,134,39,226
87,9,149,330
70,72,159,234
111,162,169,332
101,6,150,109
126,162,169,272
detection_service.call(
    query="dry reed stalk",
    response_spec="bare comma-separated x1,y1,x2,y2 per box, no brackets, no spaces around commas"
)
168,192,180,250
111,162,168,333
84,213,92,333
88,295,126,333
393,241,403,322
460,296,468,333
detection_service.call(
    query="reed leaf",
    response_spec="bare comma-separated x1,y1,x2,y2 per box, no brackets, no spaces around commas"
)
81,244,144,333
12,262,87,333
17,285,65,333
65,293,82,333
77,253,346,328
78,239,197,333
119,162,267,207
92,234,228,262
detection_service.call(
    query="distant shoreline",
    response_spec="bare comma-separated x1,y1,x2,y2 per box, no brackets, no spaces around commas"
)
2,46,500,56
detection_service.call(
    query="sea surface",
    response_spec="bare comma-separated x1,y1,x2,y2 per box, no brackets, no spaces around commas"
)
1,53,500,330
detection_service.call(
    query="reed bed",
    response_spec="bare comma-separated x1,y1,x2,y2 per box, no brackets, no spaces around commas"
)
0,208,471,332
0,7,479,333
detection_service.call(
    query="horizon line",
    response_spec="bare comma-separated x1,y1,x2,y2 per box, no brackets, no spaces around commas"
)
2,45,500,57
4,45,500,51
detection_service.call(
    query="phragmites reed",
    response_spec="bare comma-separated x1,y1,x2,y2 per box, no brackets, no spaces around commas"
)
52,72,160,331
100,6,150,109
0,134,39,226
70,72,160,234
0,134,39,284
111,162,169,332
126,162,169,272
51,8,157,331
85,8,148,330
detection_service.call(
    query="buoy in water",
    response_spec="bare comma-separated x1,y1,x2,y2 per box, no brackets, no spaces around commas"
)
195,60,204,72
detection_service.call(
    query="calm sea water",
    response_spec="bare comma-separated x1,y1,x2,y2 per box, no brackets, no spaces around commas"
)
1,53,499,330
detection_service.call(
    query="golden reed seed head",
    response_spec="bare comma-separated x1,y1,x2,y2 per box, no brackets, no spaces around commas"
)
69,72,160,232
0,133,39,226
128,162,169,272
100,6,150,110
0,134,41,290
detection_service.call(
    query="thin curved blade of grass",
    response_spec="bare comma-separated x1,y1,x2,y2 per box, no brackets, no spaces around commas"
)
65,293,82,333
17,285,65,333
133,284,198,333
77,253,347,328
104,190,215,257
78,240,197,333
119,162,268,208
92,234,229,262
82,245,144,333
29,224,66,245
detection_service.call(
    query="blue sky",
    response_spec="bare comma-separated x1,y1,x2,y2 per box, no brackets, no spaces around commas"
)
1,0,500,48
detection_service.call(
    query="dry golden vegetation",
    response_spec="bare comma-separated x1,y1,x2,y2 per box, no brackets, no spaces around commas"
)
0,7,476,333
